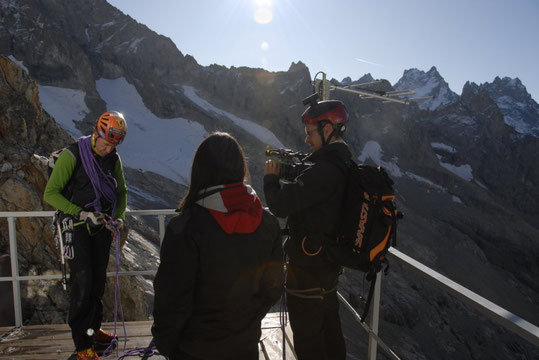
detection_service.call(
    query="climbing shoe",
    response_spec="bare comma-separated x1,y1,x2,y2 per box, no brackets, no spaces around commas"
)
93,328,117,345
76,347,100,360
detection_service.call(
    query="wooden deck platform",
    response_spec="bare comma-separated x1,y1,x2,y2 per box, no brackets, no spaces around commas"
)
0,313,296,360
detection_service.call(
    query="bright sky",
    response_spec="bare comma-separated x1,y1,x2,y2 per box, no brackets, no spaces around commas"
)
107,0,539,102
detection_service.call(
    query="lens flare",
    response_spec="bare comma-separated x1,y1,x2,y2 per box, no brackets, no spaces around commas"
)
261,41,269,50
254,8,273,24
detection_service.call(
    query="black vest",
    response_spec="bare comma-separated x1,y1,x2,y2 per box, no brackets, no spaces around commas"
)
66,142,119,214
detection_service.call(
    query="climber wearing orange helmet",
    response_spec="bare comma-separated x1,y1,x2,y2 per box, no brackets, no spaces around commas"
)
44,111,128,360
264,98,351,360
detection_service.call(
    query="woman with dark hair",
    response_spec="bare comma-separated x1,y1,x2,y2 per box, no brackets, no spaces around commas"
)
152,132,284,360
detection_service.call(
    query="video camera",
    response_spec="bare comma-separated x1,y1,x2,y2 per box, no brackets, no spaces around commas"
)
265,148,312,182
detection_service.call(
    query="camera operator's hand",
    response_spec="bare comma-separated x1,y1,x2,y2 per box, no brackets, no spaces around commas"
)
264,159,280,176
78,211,106,227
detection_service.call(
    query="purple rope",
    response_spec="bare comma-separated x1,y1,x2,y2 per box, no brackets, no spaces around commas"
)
78,136,118,214
101,223,157,359
102,222,127,358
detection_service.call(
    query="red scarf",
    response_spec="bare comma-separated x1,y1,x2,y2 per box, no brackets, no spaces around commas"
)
196,183,262,234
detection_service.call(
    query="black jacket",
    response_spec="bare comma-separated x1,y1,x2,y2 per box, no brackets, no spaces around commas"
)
264,142,351,287
152,189,283,359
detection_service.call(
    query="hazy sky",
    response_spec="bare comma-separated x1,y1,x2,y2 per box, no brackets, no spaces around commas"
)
107,0,539,102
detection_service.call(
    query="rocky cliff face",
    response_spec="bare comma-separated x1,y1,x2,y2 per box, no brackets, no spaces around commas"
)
1,1,539,359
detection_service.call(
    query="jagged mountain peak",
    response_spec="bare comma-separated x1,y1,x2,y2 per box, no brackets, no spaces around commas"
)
355,73,375,84
339,73,375,87
394,66,459,111
477,76,539,137
288,61,307,72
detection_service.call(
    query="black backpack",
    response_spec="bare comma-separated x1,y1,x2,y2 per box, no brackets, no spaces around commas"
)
327,160,401,320
47,148,65,177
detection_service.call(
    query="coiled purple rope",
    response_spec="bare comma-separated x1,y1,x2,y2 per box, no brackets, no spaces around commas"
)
78,135,118,214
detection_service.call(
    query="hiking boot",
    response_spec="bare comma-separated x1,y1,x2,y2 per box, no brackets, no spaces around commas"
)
92,328,117,345
76,348,100,360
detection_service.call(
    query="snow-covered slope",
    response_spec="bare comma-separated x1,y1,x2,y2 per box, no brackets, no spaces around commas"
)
39,78,208,184
39,78,288,184
38,85,90,138
182,85,284,148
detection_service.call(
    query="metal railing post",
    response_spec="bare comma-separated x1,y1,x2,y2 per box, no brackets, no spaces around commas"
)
158,215,166,244
8,217,23,326
367,271,382,360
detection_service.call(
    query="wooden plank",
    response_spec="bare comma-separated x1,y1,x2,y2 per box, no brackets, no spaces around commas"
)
0,315,295,359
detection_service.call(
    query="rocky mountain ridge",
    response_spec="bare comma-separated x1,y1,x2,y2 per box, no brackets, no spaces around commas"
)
1,0,539,359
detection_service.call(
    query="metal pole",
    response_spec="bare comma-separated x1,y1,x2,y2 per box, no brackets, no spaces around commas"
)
367,271,382,360
158,215,166,244
8,217,22,326
321,72,329,100
337,291,401,360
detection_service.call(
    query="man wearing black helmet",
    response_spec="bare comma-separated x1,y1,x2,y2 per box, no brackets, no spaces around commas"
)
264,99,351,360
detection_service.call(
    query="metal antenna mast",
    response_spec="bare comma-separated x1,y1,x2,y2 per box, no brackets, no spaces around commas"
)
313,72,433,104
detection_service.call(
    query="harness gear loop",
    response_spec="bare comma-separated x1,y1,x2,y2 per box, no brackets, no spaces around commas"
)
301,236,322,256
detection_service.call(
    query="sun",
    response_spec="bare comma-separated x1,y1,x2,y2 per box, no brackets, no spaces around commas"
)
253,0,272,6
252,0,273,24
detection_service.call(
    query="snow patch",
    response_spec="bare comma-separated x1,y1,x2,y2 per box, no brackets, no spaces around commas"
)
452,195,463,204
128,185,169,205
358,141,451,192
38,86,89,138
96,78,208,184
100,21,116,28
182,85,284,148
129,37,145,53
280,78,303,95
405,171,447,192
431,142,456,153
475,180,488,190
358,141,403,177
439,161,473,181
8,55,28,73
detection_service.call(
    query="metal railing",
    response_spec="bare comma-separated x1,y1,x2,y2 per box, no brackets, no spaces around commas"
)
1,211,539,360
0,210,176,327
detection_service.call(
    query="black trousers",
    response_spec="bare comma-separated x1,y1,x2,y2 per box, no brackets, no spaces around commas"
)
286,264,346,360
68,224,112,351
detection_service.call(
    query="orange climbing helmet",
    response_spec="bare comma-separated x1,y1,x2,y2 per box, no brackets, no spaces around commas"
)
95,111,127,145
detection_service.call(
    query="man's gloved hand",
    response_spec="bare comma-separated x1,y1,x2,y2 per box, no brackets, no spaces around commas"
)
105,218,125,232
106,218,129,249
114,218,125,230
78,211,106,227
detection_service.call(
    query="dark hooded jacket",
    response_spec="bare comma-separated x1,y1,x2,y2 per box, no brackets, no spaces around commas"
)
264,141,351,288
152,183,283,359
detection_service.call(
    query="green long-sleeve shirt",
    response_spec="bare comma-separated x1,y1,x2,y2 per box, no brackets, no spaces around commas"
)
43,148,127,219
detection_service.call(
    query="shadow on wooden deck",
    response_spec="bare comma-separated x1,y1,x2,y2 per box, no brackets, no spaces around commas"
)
0,313,296,360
